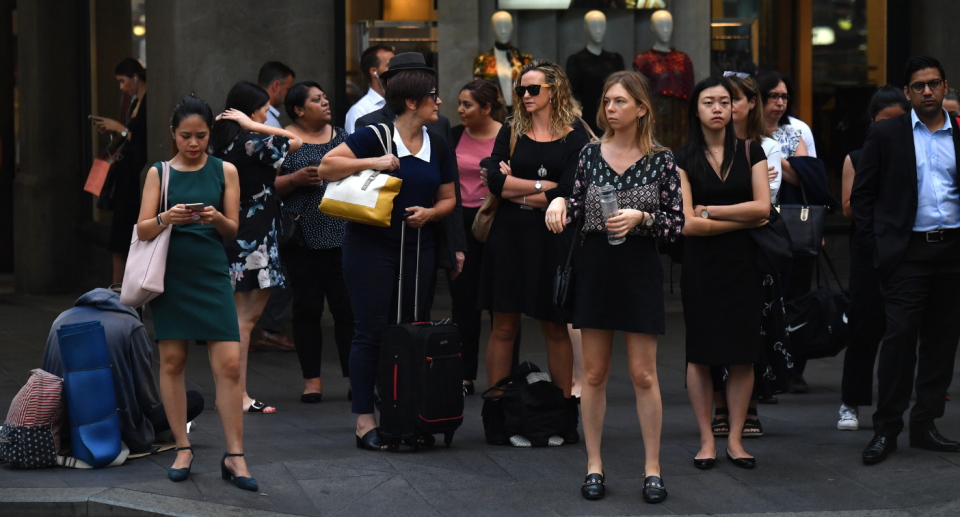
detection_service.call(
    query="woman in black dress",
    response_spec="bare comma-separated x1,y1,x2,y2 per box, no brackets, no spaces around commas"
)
92,58,147,284
546,71,683,503
675,77,771,469
275,81,354,403
480,60,590,446
211,81,303,415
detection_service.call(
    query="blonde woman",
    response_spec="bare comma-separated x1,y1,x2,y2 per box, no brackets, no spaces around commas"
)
546,71,682,502
479,60,590,446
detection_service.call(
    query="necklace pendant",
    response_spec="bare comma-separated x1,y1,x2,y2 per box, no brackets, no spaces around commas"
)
537,165,547,178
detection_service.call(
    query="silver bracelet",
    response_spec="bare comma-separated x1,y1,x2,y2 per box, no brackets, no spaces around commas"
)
156,214,166,227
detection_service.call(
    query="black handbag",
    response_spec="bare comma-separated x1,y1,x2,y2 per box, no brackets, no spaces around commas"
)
776,181,827,257
784,248,850,360
553,218,582,320
279,210,300,246
750,207,793,273
481,362,568,447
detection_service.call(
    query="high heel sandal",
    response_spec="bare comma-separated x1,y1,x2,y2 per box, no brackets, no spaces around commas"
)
220,452,258,491
743,407,763,438
167,447,194,482
712,407,730,437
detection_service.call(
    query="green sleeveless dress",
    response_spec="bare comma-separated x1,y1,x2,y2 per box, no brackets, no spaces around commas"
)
149,157,241,343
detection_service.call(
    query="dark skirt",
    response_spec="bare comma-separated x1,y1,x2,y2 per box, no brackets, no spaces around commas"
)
572,233,665,334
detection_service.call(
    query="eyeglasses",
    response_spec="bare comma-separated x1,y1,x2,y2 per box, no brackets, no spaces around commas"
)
723,71,749,79
428,90,439,102
909,79,944,94
514,84,553,98
768,93,790,102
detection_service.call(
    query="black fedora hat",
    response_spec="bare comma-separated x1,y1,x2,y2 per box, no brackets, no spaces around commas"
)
379,52,436,81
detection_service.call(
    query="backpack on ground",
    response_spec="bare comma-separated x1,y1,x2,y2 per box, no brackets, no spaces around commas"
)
482,362,568,447
0,369,65,469
785,248,850,360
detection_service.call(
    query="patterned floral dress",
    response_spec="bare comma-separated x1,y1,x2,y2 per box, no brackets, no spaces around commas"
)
564,142,684,334
221,132,290,292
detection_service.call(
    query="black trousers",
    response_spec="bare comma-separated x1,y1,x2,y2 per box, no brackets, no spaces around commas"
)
873,231,960,437
259,265,293,333
150,390,205,435
286,243,354,379
841,231,886,407
448,206,521,381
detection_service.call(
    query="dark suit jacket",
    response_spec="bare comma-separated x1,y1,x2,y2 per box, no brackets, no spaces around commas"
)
851,111,960,279
356,107,467,270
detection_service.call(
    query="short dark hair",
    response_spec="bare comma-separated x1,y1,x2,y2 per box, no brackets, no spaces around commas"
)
209,81,271,154
257,61,295,89
461,79,504,120
360,44,394,85
903,55,946,86
755,70,791,126
171,94,213,130
115,57,146,81
384,70,436,116
285,81,324,121
946,91,960,103
867,85,910,121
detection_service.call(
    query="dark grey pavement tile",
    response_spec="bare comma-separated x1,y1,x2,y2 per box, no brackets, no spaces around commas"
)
384,451,516,491
654,472,781,515
752,478,891,513
92,487,303,516
417,485,559,517
285,455,397,481
189,461,319,516
0,464,70,487
312,474,441,517
298,473,395,516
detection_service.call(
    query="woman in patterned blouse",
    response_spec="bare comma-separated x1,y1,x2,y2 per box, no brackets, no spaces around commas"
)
546,71,683,504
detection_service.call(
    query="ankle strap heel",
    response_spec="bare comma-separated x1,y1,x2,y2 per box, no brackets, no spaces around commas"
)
167,447,194,483
220,452,258,492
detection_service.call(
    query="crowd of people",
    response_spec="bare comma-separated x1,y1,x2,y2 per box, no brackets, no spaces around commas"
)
78,48,960,502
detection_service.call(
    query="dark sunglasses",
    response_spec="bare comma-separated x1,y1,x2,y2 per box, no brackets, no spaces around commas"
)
909,79,943,94
768,93,790,102
514,84,553,98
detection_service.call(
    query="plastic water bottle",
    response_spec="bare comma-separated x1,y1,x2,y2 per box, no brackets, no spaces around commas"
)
599,185,625,245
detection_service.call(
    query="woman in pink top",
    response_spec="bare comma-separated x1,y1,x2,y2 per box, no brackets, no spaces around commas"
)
449,80,503,394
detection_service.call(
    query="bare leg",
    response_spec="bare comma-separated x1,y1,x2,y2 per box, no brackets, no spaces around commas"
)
112,253,126,285
158,340,192,469
233,289,274,413
726,363,754,458
626,332,662,477
208,340,251,478
580,328,613,476
541,321,573,397
304,377,322,396
687,363,716,460
569,324,584,399
486,312,520,396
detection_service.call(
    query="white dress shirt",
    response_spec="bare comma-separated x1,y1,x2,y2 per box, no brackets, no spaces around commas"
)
265,105,282,128
394,125,431,162
788,116,817,158
761,137,783,204
345,88,386,134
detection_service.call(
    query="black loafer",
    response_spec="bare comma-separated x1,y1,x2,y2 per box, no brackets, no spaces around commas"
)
909,427,960,452
725,448,756,469
693,456,716,470
642,475,667,503
300,392,322,403
581,472,605,500
863,435,897,465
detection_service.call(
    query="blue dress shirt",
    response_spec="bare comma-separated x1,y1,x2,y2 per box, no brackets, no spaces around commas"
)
912,108,960,231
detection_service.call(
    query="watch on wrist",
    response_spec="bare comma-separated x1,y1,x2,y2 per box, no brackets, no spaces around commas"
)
645,214,655,227
535,180,542,193
701,207,710,219
120,128,129,139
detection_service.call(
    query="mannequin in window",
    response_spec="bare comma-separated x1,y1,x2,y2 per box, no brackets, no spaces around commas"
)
473,11,532,113
566,11,625,134
633,10,693,151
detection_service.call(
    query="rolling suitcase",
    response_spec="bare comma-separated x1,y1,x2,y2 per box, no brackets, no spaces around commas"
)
377,219,464,449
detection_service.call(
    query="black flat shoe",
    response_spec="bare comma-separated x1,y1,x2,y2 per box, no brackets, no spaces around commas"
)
580,472,605,500
909,427,960,452
355,428,391,451
642,475,667,503
300,392,322,403
693,455,716,470
726,448,756,469
863,435,897,464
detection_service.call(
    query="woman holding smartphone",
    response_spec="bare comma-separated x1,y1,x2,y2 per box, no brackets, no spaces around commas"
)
140,95,256,490
211,81,303,415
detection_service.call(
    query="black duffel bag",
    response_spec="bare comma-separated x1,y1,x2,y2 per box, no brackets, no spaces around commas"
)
785,249,850,360
482,362,567,447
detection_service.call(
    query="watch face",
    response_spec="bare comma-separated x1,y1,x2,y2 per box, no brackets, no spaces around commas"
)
701,209,709,219
645,217,654,226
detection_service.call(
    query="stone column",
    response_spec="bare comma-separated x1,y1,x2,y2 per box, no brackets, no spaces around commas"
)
437,0,480,121
0,0,14,273
14,0,85,293
671,0,711,83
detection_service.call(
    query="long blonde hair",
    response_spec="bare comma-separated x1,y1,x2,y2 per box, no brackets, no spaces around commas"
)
509,59,577,139
727,74,771,142
597,71,664,155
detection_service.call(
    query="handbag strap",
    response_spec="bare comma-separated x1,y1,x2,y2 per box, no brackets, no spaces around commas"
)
817,246,846,293
562,215,585,272
159,161,170,213
745,139,751,169
370,123,393,158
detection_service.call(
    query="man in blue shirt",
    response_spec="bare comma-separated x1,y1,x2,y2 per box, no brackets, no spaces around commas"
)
853,56,960,465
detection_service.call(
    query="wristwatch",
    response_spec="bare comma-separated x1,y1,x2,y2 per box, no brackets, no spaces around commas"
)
700,207,709,219
535,180,542,193
645,215,655,227
120,128,129,139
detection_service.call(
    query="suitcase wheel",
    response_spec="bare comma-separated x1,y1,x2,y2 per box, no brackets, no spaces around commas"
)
444,430,454,447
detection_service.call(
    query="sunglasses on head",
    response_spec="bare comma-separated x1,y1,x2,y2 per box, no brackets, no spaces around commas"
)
515,84,553,98
723,71,749,79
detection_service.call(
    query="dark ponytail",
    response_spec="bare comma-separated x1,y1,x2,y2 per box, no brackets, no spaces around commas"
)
171,94,213,130
209,81,271,155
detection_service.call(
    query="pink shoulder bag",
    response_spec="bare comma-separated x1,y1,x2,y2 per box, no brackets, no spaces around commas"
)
120,162,171,307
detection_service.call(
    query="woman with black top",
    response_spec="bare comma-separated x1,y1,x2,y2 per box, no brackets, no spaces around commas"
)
480,59,590,446
318,54,456,451
275,81,354,403
546,71,683,502
836,86,909,431
676,76,770,469
92,58,147,284
211,81,303,415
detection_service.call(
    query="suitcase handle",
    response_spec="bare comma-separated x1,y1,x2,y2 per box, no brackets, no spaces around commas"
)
397,212,422,325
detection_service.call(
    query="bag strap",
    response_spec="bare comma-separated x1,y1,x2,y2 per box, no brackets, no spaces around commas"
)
818,246,846,292
745,139,752,169
370,123,392,157
480,366,537,399
159,161,170,213
562,215,584,273
509,125,518,158
578,117,600,143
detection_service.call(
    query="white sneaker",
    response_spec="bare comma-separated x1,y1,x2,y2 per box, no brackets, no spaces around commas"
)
838,404,859,430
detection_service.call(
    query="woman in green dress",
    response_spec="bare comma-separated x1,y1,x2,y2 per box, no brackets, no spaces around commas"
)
136,95,256,491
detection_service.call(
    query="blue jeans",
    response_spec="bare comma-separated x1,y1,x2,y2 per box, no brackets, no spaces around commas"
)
343,233,435,414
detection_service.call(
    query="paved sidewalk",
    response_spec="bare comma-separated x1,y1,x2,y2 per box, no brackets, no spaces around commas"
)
0,291,958,516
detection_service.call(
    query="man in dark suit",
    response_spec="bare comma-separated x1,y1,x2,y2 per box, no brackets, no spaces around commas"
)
852,55,960,465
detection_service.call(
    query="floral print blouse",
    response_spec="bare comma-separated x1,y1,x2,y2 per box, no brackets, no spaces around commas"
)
772,124,801,158
566,142,684,242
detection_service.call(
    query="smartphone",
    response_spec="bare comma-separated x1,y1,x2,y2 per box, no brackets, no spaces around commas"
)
308,159,321,167
185,203,205,211
88,115,102,123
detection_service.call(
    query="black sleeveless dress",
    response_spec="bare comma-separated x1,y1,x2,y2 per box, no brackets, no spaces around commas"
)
679,140,766,365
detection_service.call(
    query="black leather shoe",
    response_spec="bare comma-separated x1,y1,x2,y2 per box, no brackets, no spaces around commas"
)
693,456,716,470
910,427,960,452
862,435,897,465
725,448,756,469
642,475,667,503
581,472,605,500
355,428,391,451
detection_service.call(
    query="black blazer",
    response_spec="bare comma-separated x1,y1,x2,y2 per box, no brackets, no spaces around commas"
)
355,107,467,270
851,111,960,279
